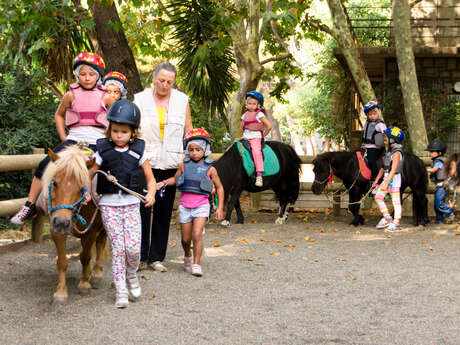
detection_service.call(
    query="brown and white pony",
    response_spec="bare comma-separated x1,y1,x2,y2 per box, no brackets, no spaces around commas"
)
42,146,106,304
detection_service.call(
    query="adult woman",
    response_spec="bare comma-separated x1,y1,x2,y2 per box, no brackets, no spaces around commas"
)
134,62,192,271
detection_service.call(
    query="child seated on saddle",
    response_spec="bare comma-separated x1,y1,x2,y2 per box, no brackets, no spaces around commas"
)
240,90,273,187
103,71,128,101
373,126,404,232
11,52,117,224
362,101,386,187
425,139,455,224
159,128,224,277
89,100,156,308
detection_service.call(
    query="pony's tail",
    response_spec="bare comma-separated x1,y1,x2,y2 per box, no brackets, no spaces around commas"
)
285,145,301,204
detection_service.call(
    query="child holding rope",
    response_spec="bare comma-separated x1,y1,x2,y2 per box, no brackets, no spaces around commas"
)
89,100,156,308
373,126,404,232
11,52,116,224
240,90,272,187
159,128,224,277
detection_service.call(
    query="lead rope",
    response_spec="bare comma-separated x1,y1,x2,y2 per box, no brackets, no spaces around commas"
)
94,170,147,203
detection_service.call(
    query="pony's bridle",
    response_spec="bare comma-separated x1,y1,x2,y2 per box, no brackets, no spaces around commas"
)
313,162,334,185
48,178,87,226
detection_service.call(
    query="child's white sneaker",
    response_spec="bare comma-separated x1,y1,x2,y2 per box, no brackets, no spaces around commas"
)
386,221,401,232
255,176,263,187
376,216,392,229
191,264,203,277
127,275,141,300
115,289,129,308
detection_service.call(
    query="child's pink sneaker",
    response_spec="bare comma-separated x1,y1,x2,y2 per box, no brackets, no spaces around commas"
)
184,256,193,273
376,216,392,229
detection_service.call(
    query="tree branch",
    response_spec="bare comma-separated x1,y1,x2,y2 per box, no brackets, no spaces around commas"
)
409,0,423,8
260,53,292,65
303,14,336,39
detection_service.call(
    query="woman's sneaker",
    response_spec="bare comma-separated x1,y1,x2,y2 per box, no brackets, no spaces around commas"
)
11,202,37,224
386,221,400,232
191,264,203,277
115,289,129,308
184,256,193,273
127,275,141,300
376,216,392,229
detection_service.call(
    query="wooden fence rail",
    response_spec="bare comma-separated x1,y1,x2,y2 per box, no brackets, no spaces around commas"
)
0,150,435,242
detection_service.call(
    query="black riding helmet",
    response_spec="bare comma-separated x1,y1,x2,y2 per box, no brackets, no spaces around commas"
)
107,100,141,129
425,139,447,154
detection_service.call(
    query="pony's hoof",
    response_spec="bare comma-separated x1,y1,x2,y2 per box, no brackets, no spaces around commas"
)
53,293,68,304
90,276,102,289
275,217,285,224
78,282,92,295
221,220,230,227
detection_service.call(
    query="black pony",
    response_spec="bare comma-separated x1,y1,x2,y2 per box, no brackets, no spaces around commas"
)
213,141,301,225
312,150,429,226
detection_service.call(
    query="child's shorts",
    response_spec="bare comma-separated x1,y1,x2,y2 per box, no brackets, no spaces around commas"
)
179,204,210,224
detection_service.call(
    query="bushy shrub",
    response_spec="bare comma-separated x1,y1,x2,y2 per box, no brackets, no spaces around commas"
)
0,62,60,228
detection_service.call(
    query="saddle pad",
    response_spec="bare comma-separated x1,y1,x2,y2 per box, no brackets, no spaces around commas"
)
356,151,372,180
236,141,280,177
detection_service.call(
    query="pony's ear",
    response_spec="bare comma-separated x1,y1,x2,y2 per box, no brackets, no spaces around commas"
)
48,148,59,162
86,157,95,169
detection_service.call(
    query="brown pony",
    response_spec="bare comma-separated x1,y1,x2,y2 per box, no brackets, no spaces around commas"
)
42,146,106,304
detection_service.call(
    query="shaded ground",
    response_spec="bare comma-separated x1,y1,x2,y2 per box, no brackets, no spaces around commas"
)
1,210,460,345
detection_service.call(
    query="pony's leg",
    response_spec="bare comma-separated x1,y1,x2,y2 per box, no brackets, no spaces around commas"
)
275,202,288,224
221,190,242,226
234,198,244,224
348,188,365,226
78,230,98,294
90,230,107,289
51,232,68,304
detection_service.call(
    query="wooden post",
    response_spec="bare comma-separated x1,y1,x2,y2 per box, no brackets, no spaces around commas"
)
252,193,261,209
31,148,44,243
333,193,341,216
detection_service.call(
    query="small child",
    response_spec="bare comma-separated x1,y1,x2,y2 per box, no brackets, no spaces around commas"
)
373,126,404,232
11,52,115,224
159,128,224,277
103,71,128,101
425,139,455,224
240,90,273,187
362,101,386,184
89,100,156,308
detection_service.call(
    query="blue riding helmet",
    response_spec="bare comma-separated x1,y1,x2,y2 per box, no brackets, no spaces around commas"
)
384,126,404,144
246,90,264,107
364,101,379,114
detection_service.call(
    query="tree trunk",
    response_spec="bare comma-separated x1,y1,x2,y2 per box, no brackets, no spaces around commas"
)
90,2,142,98
392,0,428,156
265,106,282,141
326,0,377,109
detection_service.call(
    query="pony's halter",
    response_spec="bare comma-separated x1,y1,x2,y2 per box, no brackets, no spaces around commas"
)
313,162,333,185
48,178,87,225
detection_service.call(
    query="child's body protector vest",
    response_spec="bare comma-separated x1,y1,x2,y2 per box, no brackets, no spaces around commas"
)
362,119,384,144
430,157,446,183
243,110,264,132
96,138,145,194
177,156,214,195
383,148,403,174
65,83,107,128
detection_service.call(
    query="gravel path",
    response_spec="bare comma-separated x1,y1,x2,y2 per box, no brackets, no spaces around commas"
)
1,211,460,345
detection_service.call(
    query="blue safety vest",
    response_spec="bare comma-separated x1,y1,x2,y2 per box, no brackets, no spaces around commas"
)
177,156,214,195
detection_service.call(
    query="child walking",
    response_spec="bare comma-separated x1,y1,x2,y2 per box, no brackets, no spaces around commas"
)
11,52,115,224
373,126,405,232
89,100,156,308
362,101,386,185
425,139,455,224
240,90,273,187
103,71,128,101
159,128,224,277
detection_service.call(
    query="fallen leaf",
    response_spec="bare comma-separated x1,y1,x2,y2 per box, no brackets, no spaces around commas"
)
213,242,221,247
149,295,156,300
314,228,325,233
167,242,176,247
408,239,414,243
384,241,391,245
307,246,313,249
216,226,221,231
271,252,280,256
251,218,258,223
259,229,266,233
348,276,356,281
301,256,308,260
305,226,310,230
259,238,270,242
454,232,460,236
432,233,441,239
140,275,150,281
209,229,215,233
244,249,252,253
255,263,264,266
336,258,346,262
304,236,315,243
333,228,339,232
386,235,392,239
220,231,228,235
275,240,282,243
238,238,249,244
284,244,296,248
240,258,254,262
355,231,361,234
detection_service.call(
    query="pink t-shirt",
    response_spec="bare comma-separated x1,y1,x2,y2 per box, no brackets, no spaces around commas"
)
179,172,211,208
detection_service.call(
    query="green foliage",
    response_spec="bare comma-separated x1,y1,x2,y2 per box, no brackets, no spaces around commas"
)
0,62,60,228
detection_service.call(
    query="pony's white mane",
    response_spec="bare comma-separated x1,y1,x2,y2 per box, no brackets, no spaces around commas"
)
42,145,91,198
